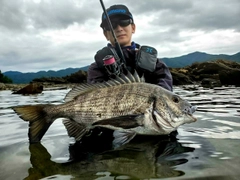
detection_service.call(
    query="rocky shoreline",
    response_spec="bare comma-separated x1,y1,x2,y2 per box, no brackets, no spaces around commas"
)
1,59,239,93
0,83,27,91
170,59,240,87
0,82,77,92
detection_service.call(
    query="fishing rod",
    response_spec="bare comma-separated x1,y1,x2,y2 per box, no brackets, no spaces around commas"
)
99,0,127,67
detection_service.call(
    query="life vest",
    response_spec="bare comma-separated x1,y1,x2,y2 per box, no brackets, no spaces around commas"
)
94,44,158,76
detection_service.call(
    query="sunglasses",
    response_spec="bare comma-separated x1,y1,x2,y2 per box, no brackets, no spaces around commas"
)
103,19,133,31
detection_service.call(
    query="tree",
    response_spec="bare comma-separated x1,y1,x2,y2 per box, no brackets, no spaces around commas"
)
0,70,13,83
64,70,87,83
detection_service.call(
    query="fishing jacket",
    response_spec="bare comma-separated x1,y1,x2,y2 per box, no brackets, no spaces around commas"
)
87,42,173,91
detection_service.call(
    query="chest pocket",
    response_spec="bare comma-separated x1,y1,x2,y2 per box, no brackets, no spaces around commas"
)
135,46,158,72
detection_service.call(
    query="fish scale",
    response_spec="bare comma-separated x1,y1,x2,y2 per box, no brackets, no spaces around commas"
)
63,83,152,121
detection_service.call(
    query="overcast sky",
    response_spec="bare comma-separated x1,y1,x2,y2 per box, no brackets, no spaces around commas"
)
1,0,240,73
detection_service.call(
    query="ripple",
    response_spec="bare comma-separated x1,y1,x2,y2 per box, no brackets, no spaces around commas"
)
182,127,240,140
211,120,240,127
1,86,240,179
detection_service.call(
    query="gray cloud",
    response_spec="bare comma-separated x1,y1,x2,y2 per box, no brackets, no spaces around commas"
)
0,0,26,31
0,0,240,73
0,0,100,31
124,0,240,31
24,0,96,29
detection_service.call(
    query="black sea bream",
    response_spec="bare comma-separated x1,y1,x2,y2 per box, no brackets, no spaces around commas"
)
13,72,197,148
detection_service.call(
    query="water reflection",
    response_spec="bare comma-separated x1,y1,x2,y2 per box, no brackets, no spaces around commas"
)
1,86,240,179
25,131,194,179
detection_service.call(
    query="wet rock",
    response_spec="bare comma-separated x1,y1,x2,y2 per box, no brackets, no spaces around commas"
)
12,83,43,95
170,59,240,86
3,84,26,91
190,61,231,75
182,85,200,91
201,78,222,88
219,69,240,86
0,83,5,90
170,69,193,85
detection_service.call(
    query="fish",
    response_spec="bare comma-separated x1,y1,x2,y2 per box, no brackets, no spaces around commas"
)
13,71,197,148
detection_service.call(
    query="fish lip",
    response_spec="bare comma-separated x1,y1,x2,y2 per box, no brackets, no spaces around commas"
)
187,113,197,122
185,106,197,122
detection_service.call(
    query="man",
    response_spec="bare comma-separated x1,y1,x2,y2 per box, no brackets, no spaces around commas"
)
87,4,173,91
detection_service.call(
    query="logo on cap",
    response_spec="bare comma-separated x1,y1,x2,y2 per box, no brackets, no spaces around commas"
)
103,9,127,19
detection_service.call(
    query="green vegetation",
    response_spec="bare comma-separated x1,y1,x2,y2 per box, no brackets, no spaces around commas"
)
32,70,87,84
3,67,88,84
0,70,13,83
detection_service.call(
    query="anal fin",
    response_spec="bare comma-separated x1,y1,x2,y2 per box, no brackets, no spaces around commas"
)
113,130,136,149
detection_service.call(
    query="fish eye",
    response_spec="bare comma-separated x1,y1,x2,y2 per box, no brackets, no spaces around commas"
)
172,96,180,103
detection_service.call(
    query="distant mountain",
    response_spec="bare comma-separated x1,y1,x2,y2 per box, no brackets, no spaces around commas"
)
161,51,240,68
4,66,88,84
3,52,240,84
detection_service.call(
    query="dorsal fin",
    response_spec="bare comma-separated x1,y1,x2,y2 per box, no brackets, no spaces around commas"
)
64,71,145,102
133,70,144,82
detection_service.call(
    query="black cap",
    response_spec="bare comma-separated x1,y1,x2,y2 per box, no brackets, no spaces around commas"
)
100,4,133,28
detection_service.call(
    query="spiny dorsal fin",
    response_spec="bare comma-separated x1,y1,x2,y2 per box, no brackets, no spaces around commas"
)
108,70,145,85
64,70,145,102
64,83,107,102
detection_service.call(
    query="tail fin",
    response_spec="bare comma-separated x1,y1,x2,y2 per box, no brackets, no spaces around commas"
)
13,105,54,143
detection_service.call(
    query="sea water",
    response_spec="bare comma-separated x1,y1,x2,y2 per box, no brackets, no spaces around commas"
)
0,86,239,180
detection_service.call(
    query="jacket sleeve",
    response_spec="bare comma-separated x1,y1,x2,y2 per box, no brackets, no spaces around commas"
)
87,62,107,84
154,59,173,91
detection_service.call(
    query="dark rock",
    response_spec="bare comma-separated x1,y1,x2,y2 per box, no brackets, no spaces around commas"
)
12,83,43,94
219,69,240,86
177,59,240,86
170,69,193,85
64,70,87,83
190,61,231,75
216,59,240,69
201,78,222,88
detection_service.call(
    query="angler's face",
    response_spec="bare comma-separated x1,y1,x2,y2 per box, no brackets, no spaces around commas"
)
103,18,136,47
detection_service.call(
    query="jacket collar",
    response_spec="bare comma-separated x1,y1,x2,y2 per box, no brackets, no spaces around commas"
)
107,41,139,50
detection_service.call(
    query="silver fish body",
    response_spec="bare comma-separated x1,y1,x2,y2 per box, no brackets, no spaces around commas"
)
13,72,197,148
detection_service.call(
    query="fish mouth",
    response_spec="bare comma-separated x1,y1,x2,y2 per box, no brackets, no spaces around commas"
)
187,113,197,122
186,105,197,122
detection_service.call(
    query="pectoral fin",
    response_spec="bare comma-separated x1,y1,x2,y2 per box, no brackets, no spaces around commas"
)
62,119,88,141
92,114,144,129
113,130,137,149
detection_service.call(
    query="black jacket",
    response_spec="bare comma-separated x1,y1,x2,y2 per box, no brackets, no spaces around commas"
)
87,43,173,91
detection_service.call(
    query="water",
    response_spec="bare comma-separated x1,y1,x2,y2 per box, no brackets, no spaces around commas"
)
0,86,239,180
